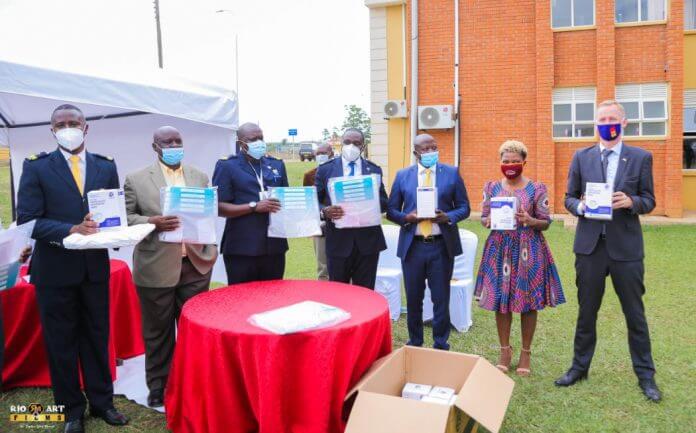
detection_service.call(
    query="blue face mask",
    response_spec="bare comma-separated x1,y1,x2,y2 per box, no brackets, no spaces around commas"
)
597,123,622,141
161,147,184,166
419,151,439,168
246,140,267,160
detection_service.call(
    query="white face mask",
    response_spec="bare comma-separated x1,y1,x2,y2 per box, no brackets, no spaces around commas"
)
54,127,85,151
316,154,330,165
341,144,361,162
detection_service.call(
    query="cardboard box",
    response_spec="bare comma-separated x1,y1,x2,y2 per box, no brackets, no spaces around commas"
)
344,346,515,433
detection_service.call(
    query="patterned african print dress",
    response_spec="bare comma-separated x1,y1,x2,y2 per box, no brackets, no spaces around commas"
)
474,181,565,313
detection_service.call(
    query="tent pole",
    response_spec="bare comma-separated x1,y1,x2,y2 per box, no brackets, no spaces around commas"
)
154,0,164,68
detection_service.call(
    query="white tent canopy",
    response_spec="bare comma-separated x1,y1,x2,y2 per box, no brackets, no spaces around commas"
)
1,58,239,283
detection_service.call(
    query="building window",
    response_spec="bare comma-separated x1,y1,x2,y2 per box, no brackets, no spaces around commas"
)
685,90,696,169
615,0,665,23
552,87,596,138
687,0,696,29
616,83,668,137
552,0,595,28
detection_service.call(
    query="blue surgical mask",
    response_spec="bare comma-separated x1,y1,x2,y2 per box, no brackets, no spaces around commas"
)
597,123,622,141
419,151,439,168
246,140,267,160
161,147,184,166
316,154,330,165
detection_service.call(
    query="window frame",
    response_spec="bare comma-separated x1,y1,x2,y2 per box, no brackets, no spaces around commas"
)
551,0,596,29
615,0,667,25
687,0,696,30
616,85,669,138
552,89,597,140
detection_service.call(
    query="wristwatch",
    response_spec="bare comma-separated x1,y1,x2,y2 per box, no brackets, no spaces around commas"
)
249,201,257,212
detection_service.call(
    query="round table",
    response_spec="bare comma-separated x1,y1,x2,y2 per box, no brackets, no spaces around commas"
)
1,260,145,388
165,280,392,433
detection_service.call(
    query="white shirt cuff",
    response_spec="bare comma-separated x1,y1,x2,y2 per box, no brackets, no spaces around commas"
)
577,202,585,215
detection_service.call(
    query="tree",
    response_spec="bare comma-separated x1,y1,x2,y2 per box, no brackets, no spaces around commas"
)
321,128,331,141
341,104,371,145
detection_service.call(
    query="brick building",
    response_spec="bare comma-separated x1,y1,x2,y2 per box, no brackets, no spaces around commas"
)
365,0,696,216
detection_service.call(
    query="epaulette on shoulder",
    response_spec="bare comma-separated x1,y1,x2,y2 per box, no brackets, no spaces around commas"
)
93,153,115,162
26,152,48,161
219,154,237,161
265,154,280,161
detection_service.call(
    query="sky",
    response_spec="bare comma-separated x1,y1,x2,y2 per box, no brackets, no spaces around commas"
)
0,0,371,142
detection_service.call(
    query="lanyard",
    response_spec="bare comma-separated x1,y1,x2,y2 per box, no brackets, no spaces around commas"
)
248,161,264,191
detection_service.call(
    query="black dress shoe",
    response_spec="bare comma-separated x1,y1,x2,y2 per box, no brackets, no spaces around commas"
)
90,408,129,426
64,418,84,433
148,388,165,407
554,369,588,387
639,379,662,402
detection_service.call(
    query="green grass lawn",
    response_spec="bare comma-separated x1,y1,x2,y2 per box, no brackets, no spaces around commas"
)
2,161,696,432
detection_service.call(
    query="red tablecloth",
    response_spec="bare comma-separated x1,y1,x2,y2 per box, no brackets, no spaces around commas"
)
165,280,392,433
1,259,145,388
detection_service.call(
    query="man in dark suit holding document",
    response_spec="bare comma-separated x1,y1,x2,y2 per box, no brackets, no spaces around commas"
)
556,100,661,402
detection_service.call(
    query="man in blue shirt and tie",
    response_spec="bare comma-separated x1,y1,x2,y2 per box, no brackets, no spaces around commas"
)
315,128,388,289
557,100,661,403
387,134,470,350
213,123,289,284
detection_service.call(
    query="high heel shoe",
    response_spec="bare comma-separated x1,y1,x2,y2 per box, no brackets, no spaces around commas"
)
496,346,513,373
516,348,532,377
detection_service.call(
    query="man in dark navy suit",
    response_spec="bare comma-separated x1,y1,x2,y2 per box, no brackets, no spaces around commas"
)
556,100,661,403
16,104,129,433
387,133,470,350
213,122,289,284
315,128,388,290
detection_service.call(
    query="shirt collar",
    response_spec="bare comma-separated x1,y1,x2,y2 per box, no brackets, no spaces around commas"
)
418,162,436,174
599,141,622,156
158,160,183,174
342,156,360,168
59,147,85,162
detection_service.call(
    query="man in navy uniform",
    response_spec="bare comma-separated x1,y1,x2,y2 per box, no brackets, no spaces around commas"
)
315,128,388,289
213,122,289,284
387,133,470,350
17,104,129,433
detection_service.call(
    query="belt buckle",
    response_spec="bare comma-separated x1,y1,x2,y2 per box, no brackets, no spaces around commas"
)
422,236,434,243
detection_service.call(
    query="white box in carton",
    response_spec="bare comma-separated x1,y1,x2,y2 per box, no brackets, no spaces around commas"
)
345,346,515,433
421,395,452,406
87,189,127,231
401,383,432,401
429,386,456,401
490,196,518,230
584,182,613,221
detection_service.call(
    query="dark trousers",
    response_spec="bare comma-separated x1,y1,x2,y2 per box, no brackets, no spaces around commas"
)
223,253,286,285
327,245,379,290
402,238,453,350
572,239,656,379
136,258,211,392
35,279,113,422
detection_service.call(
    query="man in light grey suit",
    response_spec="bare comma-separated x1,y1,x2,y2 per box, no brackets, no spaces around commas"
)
124,126,218,407
555,100,661,402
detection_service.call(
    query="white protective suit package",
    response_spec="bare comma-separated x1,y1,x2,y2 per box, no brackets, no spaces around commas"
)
267,186,322,238
159,186,218,244
63,223,156,250
327,174,382,229
248,301,351,335
0,220,35,291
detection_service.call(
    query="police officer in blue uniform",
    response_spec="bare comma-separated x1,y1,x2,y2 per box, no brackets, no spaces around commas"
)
16,104,129,433
315,128,388,289
213,122,289,284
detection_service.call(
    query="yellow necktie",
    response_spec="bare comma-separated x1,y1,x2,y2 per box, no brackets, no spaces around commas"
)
418,168,432,237
70,155,83,195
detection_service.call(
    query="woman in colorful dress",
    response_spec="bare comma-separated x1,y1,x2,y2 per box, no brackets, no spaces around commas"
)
475,140,565,376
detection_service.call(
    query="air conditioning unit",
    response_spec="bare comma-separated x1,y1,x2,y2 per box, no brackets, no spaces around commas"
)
418,105,455,129
383,99,408,118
